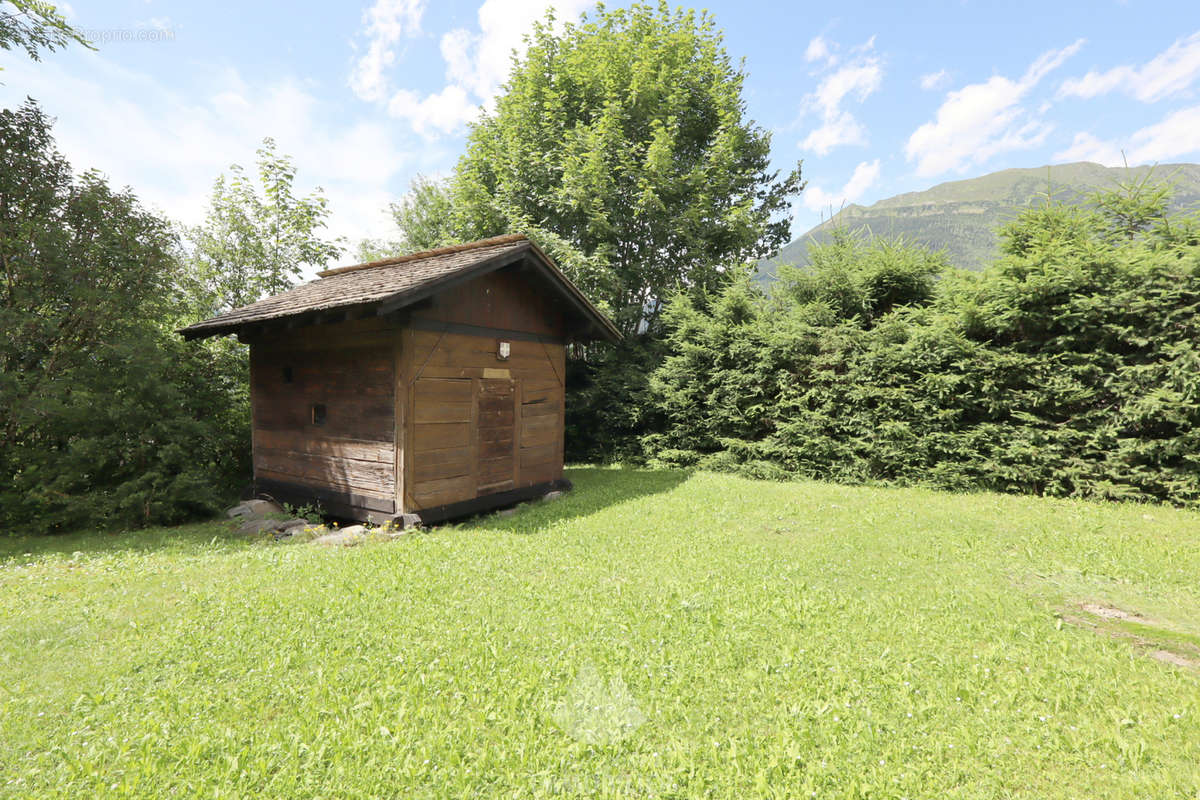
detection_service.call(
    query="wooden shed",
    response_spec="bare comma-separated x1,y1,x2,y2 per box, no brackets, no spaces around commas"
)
180,234,620,525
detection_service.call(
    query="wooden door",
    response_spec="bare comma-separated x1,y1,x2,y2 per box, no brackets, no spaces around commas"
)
408,377,473,510
476,378,517,494
407,375,520,510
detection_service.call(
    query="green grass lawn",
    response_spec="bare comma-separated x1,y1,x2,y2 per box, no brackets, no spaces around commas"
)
3,468,1200,798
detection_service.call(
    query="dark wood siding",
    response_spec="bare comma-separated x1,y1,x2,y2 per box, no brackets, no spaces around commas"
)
476,378,516,494
250,317,398,512
243,266,573,521
407,377,473,508
519,378,562,486
407,265,567,337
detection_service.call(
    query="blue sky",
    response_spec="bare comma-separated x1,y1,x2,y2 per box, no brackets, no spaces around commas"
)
2,0,1199,264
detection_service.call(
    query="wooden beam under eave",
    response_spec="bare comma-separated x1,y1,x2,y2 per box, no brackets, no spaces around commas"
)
344,304,377,321
285,312,316,330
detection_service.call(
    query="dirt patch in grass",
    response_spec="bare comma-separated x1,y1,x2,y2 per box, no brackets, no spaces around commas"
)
1079,602,1145,622
1063,603,1200,670
1149,649,1200,668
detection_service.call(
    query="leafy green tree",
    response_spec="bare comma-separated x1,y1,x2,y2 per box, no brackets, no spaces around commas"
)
185,138,342,315
355,175,455,262
398,2,801,460
390,174,454,254
435,1,801,335
351,237,394,264
0,0,91,67
0,100,247,533
169,138,346,524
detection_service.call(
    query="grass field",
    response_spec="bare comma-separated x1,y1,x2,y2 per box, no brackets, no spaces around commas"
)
3,468,1200,798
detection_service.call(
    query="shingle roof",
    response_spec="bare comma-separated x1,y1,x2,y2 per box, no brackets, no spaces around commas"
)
178,234,620,342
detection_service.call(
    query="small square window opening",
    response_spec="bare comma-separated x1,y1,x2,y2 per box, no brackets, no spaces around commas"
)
282,366,294,383
311,403,327,426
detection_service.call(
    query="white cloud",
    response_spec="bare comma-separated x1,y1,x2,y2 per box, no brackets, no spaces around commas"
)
919,69,947,90
1059,31,1200,103
1127,105,1200,161
443,0,593,101
349,0,427,103
802,159,881,213
801,111,868,155
1054,105,1200,166
805,35,832,64
843,158,882,196
1,52,417,261
905,39,1083,177
812,62,882,112
1053,132,1125,165
360,0,592,138
387,84,479,136
135,17,174,32
851,35,876,54
798,37,883,155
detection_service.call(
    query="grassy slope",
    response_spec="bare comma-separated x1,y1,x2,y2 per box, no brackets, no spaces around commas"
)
759,161,1200,280
3,468,1200,798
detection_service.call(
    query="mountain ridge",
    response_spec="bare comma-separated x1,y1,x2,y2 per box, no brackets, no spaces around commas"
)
760,161,1200,279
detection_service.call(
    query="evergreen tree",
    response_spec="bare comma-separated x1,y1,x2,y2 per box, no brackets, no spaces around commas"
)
649,180,1200,507
0,101,248,532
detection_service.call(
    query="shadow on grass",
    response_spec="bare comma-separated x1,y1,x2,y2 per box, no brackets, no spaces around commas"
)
1,466,692,560
0,518,249,564
454,465,693,534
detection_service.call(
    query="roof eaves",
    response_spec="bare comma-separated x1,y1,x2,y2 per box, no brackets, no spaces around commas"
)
523,240,622,342
177,233,622,344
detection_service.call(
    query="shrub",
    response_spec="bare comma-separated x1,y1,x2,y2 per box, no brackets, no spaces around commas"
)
647,183,1200,506
0,101,248,533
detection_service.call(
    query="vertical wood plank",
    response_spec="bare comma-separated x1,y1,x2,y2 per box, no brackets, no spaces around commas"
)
393,329,405,515
249,347,259,489
404,327,417,513
557,346,566,479
512,377,521,490
470,377,480,497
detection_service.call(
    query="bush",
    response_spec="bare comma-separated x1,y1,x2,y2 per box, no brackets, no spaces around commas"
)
0,101,249,533
647,184,1200,506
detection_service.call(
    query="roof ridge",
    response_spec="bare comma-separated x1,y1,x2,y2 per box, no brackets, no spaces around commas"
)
317,233,529,278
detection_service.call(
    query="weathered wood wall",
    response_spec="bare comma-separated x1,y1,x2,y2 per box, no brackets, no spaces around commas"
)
402,331,566,511
250,317,398,514
401,265,567,513
245,264,572,520
408,268,567,336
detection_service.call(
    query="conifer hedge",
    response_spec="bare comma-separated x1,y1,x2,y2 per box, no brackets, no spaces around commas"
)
647,182,1200,505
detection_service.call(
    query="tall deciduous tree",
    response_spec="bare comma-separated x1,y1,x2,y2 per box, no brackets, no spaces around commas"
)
0,0,91,67
382,3,802,460
355,174,454,263
389,174,454,253
417,2,801,336
185,138,342,315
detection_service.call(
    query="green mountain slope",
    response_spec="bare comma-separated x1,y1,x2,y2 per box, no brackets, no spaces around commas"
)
760,162,1200,280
